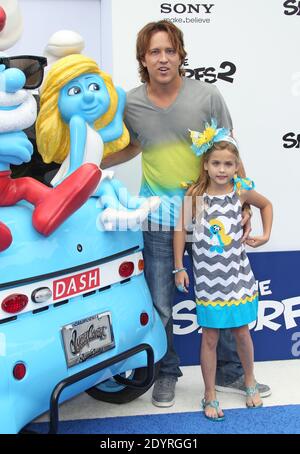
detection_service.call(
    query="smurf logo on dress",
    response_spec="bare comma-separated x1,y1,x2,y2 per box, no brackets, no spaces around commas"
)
209,217,232,254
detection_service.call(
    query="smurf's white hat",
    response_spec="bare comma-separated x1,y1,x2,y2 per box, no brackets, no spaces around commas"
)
40,30,85,91
0,0,23,51
44,30,85,65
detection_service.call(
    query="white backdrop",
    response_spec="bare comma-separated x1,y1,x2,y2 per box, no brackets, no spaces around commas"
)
4,0,300,361
109,0,300,253
6,0,300,253
9,0,103,62
107,0,300,363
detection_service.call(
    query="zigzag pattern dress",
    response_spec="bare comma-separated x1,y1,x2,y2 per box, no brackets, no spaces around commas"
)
192,190,258,328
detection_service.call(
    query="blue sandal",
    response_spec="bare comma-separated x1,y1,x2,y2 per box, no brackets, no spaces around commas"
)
201,398,225,421
245,384,263,409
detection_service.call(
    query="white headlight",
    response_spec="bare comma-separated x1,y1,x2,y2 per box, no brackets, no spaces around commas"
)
31,287,52,303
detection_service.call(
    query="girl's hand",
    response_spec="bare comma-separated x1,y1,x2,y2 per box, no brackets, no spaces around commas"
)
245,235,269,247
175,270,189,293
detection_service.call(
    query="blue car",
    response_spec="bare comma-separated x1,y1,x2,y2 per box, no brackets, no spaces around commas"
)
0,197,167,434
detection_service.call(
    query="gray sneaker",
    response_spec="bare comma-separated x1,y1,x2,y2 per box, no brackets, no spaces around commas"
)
152,376,177,407
215,376,271,398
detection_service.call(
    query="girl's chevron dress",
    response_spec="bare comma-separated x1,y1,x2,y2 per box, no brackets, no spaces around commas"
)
193,190,258,328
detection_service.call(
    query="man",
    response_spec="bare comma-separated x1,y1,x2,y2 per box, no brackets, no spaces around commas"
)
102,20,271,407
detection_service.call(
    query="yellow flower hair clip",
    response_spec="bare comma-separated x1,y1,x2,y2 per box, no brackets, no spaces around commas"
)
189,118,232,156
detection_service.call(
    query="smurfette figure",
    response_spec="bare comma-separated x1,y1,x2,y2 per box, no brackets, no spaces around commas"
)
0,2,101,250
0,63,101,238
36,54,159,230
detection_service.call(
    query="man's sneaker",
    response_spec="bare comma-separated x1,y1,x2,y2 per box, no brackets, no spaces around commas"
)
215,376,271,398
152,376,177,407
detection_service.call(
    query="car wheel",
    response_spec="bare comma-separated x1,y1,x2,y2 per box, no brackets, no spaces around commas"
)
86,364,159,404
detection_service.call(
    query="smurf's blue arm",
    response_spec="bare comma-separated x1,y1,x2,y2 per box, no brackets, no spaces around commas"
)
97,86,126,143
0,131,33,171
68,115,87,173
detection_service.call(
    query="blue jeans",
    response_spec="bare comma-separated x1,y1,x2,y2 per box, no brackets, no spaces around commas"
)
143,225,243,384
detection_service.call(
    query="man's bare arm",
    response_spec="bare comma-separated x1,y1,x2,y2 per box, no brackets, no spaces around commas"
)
101,141,142,169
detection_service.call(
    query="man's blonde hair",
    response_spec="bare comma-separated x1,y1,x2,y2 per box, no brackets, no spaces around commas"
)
36,54,129,164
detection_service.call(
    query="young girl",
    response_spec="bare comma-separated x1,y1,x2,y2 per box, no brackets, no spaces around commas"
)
174,121,273,421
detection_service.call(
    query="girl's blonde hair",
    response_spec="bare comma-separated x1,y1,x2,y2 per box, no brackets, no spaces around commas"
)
187,141,240,218
36,54,129,164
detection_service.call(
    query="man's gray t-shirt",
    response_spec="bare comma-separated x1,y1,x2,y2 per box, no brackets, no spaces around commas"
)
124,77,233,226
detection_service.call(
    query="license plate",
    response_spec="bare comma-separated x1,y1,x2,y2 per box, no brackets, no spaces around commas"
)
62,313,115,368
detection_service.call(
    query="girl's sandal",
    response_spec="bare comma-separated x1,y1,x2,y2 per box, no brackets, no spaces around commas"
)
245,384,263,409
201,398,225,421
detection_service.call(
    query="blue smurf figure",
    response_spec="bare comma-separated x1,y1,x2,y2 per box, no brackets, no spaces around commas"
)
0,60,102,241
36,54,159,231
0,4,102,250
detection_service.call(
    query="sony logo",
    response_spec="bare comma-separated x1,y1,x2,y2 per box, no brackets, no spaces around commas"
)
161,3,215,14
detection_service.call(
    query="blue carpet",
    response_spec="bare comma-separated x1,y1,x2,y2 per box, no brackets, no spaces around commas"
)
29,405,300,434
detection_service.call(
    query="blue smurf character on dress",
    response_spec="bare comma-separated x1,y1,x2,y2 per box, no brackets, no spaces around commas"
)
36,54,159,230
208,218,232,254
209,222,224,253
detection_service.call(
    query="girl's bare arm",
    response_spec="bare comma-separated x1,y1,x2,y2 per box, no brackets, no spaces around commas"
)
240,190,273,247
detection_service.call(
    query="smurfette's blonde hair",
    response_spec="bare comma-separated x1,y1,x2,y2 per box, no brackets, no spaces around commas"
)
36,54,129,164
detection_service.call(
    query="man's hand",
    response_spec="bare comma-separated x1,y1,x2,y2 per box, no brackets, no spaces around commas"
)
241,206,252,243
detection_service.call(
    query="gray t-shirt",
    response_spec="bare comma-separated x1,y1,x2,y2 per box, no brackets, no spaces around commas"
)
124,77,233,226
